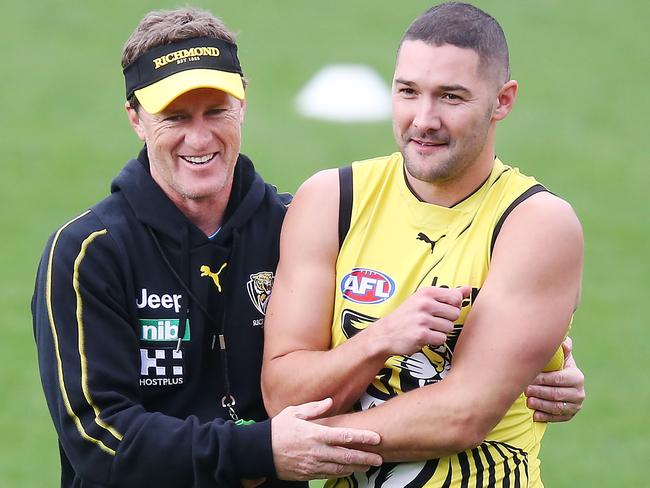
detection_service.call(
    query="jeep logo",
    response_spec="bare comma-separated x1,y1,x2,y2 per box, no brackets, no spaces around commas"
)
136,288,182,313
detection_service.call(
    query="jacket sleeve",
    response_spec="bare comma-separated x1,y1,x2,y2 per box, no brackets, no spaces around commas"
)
32,213,275,487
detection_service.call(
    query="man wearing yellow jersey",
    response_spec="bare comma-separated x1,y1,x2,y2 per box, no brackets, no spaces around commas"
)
262,2,584,487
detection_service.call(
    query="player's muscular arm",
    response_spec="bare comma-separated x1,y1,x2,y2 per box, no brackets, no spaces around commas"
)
320,192,584,461
261,171,465,416
262,169,386,416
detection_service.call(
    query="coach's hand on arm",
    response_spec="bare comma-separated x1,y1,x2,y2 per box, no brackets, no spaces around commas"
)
317,192,584,461
271,398,382,480
525,336,586,421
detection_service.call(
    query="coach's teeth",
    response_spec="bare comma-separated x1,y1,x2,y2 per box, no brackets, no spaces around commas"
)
182,153,215,164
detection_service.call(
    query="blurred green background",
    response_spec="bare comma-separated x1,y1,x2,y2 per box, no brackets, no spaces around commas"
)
2,1,648,486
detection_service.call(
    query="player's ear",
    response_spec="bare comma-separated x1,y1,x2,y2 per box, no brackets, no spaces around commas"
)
126,101,146,141
493,80,518,121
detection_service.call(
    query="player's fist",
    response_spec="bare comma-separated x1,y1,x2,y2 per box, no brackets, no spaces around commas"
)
368,286,470,357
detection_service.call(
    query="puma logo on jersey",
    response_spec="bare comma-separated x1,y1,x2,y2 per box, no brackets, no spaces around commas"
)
416,232,446,253
200,262,227,292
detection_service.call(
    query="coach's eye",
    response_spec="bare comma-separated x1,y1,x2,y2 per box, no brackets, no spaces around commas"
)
206,108,227,116
163,114,186,122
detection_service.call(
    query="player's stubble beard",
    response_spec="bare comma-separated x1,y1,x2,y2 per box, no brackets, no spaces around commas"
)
401,105,494,186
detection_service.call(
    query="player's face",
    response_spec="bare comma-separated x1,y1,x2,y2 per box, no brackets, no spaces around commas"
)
392,41,499,187
128,88,245,204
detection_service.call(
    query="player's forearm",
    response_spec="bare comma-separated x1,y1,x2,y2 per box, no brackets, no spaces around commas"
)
319,379,490,461
263,332,388,416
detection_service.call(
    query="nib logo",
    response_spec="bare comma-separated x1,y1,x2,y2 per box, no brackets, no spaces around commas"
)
139,319,190,342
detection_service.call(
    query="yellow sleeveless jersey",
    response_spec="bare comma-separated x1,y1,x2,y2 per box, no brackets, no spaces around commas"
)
327,153,562,488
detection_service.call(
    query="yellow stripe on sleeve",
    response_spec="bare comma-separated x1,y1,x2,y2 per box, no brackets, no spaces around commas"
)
45,212,120,456
74,229,124,442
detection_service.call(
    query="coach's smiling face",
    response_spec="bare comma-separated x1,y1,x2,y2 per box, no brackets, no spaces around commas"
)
127,87,246,208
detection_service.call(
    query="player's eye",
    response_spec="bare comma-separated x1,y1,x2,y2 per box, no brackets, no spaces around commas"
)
442,93,462,102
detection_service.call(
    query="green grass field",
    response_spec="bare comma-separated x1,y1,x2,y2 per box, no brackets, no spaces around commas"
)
2,1,648,486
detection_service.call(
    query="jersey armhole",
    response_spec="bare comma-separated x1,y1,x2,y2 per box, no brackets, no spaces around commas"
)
338,166,353,250
490,184,548,256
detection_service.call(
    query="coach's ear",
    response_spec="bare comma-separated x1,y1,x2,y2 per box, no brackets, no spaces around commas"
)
126,101,146,141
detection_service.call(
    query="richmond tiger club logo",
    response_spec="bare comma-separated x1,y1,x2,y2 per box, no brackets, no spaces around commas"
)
247,271,274,326
340,268,396,304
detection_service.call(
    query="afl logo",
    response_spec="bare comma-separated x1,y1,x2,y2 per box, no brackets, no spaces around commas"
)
340,268,396,304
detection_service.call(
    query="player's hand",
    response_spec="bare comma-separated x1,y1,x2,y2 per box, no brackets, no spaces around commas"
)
367,286,471,357
525,337,585,422
271,398,382,481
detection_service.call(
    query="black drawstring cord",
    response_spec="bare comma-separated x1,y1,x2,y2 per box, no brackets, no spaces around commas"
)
147,226,215,322
147,225,243,422
175,225,190,352
217,228,240,420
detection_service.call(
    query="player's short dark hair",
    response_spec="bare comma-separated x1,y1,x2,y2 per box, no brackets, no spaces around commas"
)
401,2,510,84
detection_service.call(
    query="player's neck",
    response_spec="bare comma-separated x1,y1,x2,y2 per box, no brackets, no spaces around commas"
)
407,151,496,207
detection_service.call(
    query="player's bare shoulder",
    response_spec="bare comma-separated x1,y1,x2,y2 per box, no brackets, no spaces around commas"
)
280,168,341,257
492,190,583,286
293,168,339,205
505,191,582,244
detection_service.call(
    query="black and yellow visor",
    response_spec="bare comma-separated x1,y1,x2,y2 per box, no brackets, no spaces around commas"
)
123,36,245,114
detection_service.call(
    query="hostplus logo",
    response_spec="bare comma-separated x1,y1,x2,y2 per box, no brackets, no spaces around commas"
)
139,348,184,387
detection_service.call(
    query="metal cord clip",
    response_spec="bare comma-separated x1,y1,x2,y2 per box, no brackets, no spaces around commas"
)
221,394,239,421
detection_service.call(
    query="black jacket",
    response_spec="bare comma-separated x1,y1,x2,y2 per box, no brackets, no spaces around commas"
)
32,149,300,487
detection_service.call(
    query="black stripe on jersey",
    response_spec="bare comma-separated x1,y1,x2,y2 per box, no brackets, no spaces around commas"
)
488,442,512,488
455,166,516,240
405,459,441,487
456,219,473,239
489,183,548,256
480,443,497,486
451,163,511,208
471,447,485,488
458,450,471,488
338,165,353,250
373,462,397,486
495,441,530,487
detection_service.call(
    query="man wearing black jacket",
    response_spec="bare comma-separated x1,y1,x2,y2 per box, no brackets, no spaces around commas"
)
32,6,584,488
31,8,382,487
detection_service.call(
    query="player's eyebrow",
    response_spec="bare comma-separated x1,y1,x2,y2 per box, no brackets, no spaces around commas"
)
438,84,472,95
394,78,415,86
394,79,472,96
